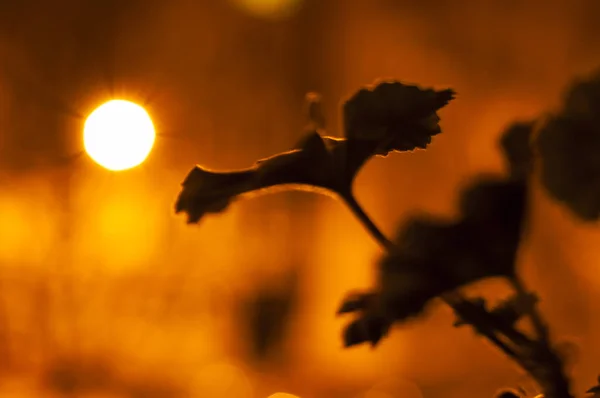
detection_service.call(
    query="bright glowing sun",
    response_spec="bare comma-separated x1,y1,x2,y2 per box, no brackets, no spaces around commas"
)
83,99,156,171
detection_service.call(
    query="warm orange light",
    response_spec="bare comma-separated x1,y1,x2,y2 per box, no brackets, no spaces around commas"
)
231,0,302,19
191,362,253,397
83,99,155,171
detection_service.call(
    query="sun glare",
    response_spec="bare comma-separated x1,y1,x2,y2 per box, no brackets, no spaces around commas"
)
83,99,156,171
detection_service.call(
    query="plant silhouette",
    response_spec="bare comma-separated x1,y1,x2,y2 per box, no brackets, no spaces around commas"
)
536,69,600,220
175,71,600,398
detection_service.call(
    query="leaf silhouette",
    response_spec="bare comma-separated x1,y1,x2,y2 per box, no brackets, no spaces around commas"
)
586,376,600,396
452,297,486,328
342,312,391,348
337,291,393,347
499,121,536,180
386,178,525,315
492,292,538,326
176,80,455,224
337,291,377,315
340,176,528,347
175,166,256,224
453,293,538,328
458,177,528,265
536,69,600,221
175,132,336,223
343,80,455,154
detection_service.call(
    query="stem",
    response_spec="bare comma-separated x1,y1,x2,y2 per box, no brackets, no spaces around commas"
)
509,276,549,342
342,193,572,397
441,293,527,364
341,192,528,360
508,276,572,398
461,317,520,359
340,192,394,251
479,331,519,360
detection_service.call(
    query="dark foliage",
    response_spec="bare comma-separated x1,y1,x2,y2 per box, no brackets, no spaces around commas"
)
536,69,600,220
587,376,600,396
175,73,600,397
453,293,538,328
342,80,455,154
499,121,536,180
338,176,527,347
175,80,454,224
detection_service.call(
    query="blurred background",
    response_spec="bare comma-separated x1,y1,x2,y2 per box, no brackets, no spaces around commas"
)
1,0,600,396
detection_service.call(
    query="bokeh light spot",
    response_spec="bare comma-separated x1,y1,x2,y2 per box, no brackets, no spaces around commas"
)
231,0,303,19
364,391,394,398
192,362,253,398
83,100,155,171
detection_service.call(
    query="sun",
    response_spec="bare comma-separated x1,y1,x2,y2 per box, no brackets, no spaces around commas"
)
83,99,156,171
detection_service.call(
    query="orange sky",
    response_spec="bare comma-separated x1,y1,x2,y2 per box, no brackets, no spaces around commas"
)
0,0,599,397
